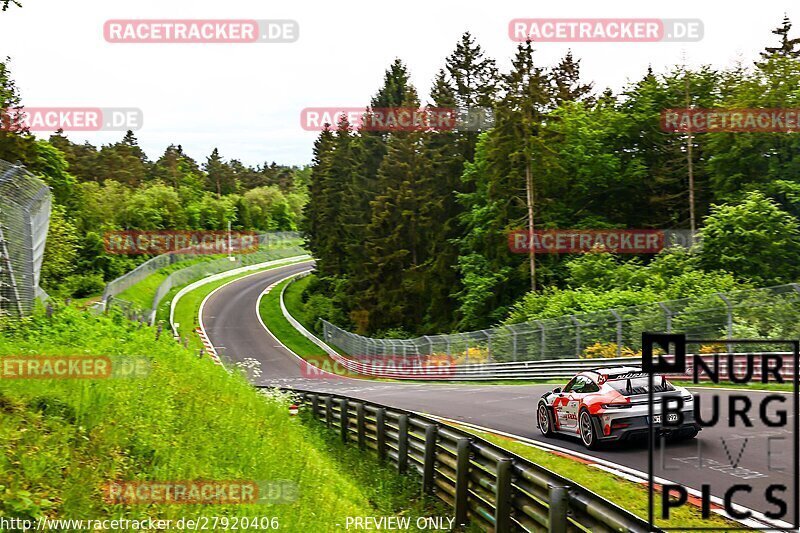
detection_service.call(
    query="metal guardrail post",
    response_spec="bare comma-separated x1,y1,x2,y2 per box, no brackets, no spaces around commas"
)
376,408,387,461
610,310,623,357
455,438,470,527
536,320,546,360
339,398,348,443
325,396,333,429
310,394,319,419
511,328,518,361
717,293,734,352
356,403,366,450
548,484,569,533
495,458,512,533
658,302,672,334
570,315,582,357
398,414,409,474
422,424,438,494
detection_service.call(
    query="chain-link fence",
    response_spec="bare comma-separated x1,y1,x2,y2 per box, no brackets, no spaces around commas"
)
0,160,51,318
322,284,800,362
102,231,302,303
145,245,305,322
101,231,304,322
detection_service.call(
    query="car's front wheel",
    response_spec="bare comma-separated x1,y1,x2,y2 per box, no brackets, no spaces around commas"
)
537,402,554,437
579,409,599,450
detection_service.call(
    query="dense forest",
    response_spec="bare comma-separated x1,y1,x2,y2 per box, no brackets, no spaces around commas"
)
303,18,800,337
0,59,309,298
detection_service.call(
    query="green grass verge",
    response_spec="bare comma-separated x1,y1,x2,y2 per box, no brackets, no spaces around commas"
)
455,425,739,530
0,306,449,530
282,274,319,334
258,278,326,358
170,259,310,352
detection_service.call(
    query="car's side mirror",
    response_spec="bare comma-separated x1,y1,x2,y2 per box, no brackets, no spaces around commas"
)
552,387,562,394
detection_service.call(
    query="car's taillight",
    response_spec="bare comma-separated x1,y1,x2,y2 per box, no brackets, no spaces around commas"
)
601,402,632,409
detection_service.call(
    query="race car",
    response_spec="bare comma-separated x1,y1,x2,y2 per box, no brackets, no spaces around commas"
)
536,366,700,449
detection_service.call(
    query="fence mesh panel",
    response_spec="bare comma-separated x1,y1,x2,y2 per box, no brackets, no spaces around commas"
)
101,232,305,322
102,231,302,302
322,284,800,360
0,160,51,318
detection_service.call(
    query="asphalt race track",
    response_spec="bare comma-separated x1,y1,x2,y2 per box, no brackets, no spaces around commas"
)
202,262,798,526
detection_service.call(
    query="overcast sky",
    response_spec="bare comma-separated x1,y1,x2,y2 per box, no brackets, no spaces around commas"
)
0,0,794,167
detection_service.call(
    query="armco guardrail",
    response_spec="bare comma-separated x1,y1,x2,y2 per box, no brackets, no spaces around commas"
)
272,386,655,533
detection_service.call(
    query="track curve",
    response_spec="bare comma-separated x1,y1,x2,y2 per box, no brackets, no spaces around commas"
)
202,263,796,524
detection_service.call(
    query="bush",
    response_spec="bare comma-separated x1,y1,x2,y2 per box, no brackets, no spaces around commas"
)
64,273,106,298
581,342,639,359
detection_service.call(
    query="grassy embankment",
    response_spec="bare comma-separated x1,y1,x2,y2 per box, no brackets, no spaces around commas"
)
0,306,448,531
258,276,327,358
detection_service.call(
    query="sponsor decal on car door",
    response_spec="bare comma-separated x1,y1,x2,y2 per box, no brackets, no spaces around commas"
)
553,378,574,429
563,376,591,431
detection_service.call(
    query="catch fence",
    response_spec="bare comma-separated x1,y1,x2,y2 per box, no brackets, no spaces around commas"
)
102,231,303,322
322,284,800,361
0,160,51,318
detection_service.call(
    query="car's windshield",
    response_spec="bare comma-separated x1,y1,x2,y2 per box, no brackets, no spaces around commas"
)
564,375,599,393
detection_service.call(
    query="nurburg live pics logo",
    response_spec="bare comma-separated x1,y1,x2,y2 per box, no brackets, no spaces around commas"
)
642,333,799,531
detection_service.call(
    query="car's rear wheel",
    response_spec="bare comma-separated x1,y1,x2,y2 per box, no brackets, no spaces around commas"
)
579,409,599,450
537,402,554,437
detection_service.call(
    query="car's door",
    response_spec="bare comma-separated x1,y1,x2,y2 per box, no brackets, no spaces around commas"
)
560,376,590,430
552,377,576,429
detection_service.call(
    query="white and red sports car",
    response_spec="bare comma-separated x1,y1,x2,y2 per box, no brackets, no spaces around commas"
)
536,366,700,449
